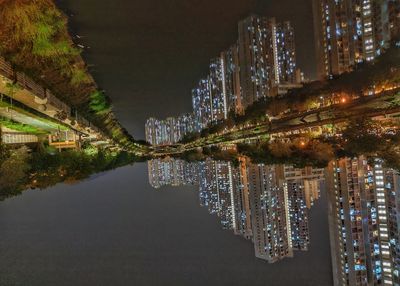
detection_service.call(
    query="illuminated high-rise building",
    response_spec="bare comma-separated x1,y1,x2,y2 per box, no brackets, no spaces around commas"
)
326,157,400,286
197,159,239,229
237,15,300,107
270,19,297,85
238,15,277,108
145,117,158,145
387,168,400,286
312,0,397,80
209,58,227,123
388,0,400,40
285,179,310,251
147,15,300,137
221,44,243,115
192,79,212,131
145,114,195,146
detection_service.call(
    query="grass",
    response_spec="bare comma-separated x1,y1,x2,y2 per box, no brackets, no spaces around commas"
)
0,99,69,131
0,118,48,135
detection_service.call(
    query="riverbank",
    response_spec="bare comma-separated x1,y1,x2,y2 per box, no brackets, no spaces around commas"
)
0,0,146,152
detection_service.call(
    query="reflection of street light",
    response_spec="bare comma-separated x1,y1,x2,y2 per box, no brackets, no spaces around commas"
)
300,141,306,147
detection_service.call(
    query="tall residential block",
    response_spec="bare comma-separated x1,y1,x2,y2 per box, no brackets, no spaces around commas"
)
209,58,227,123
270,19,297,85
326,156,400,286
312,0,398,80
221,44,243,115
237,15,299,107
145,113,195,146
238,15,276,108
192,79,212,130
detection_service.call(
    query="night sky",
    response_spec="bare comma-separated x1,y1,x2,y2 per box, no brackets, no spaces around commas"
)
56,0,316,139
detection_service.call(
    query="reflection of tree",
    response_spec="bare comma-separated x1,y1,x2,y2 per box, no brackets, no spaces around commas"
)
0,143,142,201
236,139,336,169
269,141,292,158
341,118,382,155
336,117,400,170
0,146,31,197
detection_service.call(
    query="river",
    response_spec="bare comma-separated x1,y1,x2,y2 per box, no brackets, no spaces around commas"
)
0,162,333,285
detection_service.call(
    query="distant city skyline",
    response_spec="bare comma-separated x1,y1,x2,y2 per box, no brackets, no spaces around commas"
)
145,0,399,145
145,15,302,145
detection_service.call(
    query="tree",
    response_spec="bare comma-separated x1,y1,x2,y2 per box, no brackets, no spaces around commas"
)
0,146,31,196
341,117,382,155
269,141,293,158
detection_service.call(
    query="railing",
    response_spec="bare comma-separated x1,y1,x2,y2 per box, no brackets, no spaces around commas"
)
1,132,38,144
0,56,100,137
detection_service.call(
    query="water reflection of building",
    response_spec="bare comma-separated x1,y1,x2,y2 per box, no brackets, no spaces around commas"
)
326,157,400,286
147,158,198,189
197,159,238,230
246,162,293,262
147,157,324,263
147,155,399,280
284,166,325,251
244,161,325,261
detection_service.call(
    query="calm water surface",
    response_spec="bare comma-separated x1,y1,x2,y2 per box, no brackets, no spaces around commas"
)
0,163,332,286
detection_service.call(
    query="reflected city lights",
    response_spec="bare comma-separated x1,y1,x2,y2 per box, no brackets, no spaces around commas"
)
147,156,400,285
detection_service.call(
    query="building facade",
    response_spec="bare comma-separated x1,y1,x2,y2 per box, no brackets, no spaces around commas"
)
238,15,277,108
146,15,299,137
145,113,195,146
246,163,293,262
221,44,243,115
192,79,212,131
326,156,400,286
312,0,398,80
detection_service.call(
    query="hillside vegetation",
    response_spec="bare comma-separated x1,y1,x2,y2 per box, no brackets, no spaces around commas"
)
0,0,143,151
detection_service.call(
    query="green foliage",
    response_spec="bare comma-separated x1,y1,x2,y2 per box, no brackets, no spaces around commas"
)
89,90,111,115
0,0,144,152
237,139,335,169
0,143,141,201
0,146,31,199
177,149,206,162
341,118,383,155
70,66,91,86
0,142,11,165
180,132,200,143
0,119,47,134
29,147,139,190
339,117,400,171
